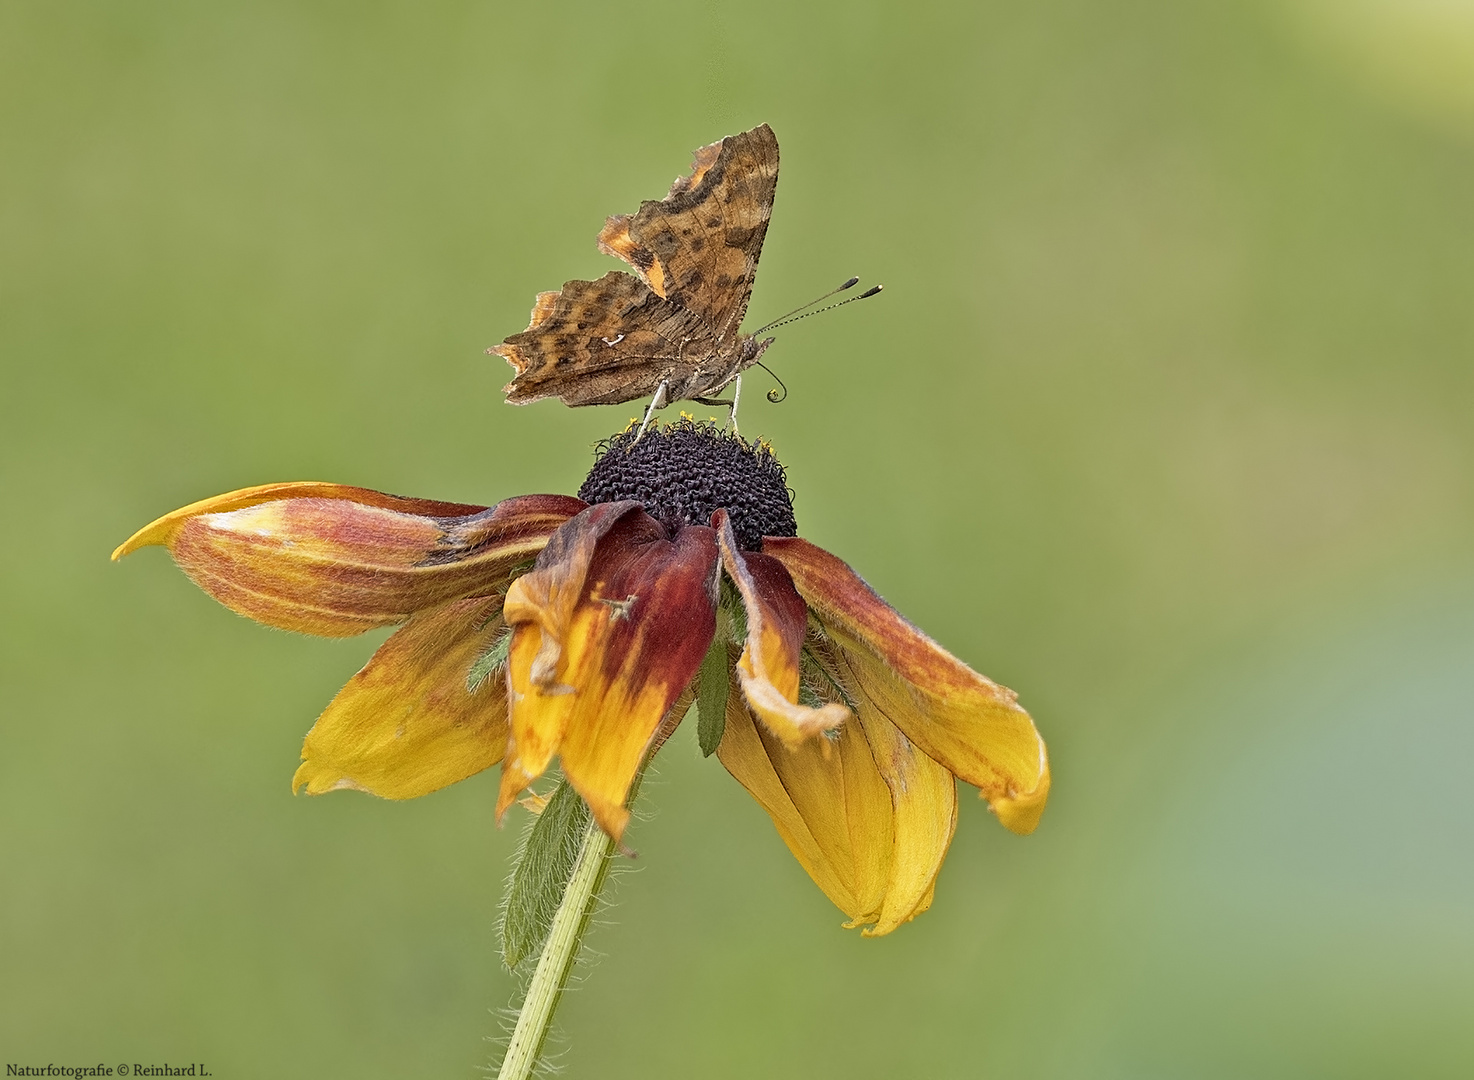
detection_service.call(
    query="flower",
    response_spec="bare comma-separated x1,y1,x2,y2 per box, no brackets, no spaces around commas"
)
114,420,1049,935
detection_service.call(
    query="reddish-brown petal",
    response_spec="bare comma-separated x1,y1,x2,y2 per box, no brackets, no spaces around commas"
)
714,511,848,749
113,482,585,636
292,596,509,798
500,506,718,839
765,537,1050,835
113,482,491,558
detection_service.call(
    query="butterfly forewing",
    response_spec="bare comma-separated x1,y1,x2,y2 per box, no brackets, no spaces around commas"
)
597,124,778,340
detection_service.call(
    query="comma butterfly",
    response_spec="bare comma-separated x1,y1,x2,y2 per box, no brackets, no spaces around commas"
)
490,125,782,434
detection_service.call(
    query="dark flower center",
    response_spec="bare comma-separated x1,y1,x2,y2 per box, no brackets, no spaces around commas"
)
578,418,797,550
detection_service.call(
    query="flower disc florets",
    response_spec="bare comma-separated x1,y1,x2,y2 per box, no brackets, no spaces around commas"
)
577,418,797,551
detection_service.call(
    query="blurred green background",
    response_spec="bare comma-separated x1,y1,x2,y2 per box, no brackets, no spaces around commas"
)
4,1,1472,1076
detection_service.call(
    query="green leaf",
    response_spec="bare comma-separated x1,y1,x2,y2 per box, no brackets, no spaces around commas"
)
499,778,591,971
722,577,748,645
696,634,731,757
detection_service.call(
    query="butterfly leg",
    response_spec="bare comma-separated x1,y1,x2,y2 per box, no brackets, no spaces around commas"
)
727,375,742,434
693,376,742,434
634,381,670,442
686,374,737,430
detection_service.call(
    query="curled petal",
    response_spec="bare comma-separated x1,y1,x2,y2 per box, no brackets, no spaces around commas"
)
292,596,509,798
501,501,641,693
716,663,896,930
114,482,585,636
765,537,1050,835
500,507,718,839
715,511,848,749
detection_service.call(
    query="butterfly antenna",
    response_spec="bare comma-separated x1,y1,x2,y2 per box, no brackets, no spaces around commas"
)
753,279,883,334
754,359,788,403
753,276,861,334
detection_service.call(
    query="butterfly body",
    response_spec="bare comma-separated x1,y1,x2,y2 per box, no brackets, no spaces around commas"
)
493,124,780,416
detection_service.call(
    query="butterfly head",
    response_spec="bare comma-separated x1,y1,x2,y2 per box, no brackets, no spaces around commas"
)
740,335,776,369
736,335,788,404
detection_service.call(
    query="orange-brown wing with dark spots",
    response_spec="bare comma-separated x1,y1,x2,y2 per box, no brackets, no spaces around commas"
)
596,123,778,341
493,271,714,407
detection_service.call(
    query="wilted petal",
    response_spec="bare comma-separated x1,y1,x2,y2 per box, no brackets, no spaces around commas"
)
716,663,895,928
501,506,718,839
113,482,585,636
765,537,1050,835
715,511,848,750
292,595,509,798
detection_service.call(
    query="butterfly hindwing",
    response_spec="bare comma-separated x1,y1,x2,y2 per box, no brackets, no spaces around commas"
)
493,271,714,406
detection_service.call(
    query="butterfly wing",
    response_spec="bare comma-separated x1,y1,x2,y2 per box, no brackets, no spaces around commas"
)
596,123,778,342
493,271,715,407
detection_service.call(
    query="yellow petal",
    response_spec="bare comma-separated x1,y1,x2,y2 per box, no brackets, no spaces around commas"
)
831,646,958,936
719,633,960,936
114,482,584,636
715,511,848,749
292,596,509,798
500,504,719,839
497,616,577,811
717,670,894,927
766,537,1050,834
497,502,649,814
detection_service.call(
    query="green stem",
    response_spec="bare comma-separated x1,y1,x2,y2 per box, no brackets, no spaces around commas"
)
496,806,614,1080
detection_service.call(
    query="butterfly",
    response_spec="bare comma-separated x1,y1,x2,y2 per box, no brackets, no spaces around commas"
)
490,124,781,435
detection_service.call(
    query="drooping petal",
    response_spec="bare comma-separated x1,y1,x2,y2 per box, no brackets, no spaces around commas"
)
500,505,718,839
718,633,959,936
113,482,585,636
765,537,1050,835
715,511,848,749
716,661,896,929
292,595,509,798
827,643,958,935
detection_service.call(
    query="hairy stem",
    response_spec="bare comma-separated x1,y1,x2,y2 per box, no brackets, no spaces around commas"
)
493,693,686,1078
496,804,614,1080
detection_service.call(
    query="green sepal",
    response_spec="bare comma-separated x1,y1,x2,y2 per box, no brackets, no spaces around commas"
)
500,778,590,971
467,627,513,693
695,634,731,757
800,644,856,711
